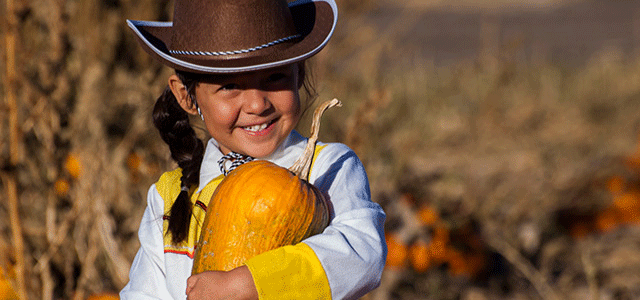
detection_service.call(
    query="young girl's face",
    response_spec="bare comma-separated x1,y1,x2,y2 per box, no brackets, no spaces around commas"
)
192,64,302,158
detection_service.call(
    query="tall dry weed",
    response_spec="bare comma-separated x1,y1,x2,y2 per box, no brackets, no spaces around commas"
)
1,0,173,298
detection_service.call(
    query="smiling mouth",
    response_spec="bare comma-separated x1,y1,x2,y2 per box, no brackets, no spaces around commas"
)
242,119,276,132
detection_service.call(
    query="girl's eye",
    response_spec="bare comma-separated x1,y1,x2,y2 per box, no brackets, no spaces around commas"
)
263,72,292,90
267,73,287,82
218,83,239,91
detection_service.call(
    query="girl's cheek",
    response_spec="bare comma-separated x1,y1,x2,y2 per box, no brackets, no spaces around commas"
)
210,103,239,125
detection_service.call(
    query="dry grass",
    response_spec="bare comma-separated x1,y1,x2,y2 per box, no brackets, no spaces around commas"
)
2,0,640,299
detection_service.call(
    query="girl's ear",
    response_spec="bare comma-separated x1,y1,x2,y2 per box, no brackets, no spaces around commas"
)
168,74,199,115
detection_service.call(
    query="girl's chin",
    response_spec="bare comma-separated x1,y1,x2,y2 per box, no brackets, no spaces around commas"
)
223,139,277,158
240,145,278,158
235,132,287,157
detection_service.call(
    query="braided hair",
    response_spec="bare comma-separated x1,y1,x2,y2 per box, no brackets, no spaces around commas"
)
153,62,314,244
153,71,204,244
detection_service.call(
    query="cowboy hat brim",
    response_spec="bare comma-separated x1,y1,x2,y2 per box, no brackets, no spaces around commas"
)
127,0,337,74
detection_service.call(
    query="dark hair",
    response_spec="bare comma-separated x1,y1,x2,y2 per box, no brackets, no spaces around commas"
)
154,62,314,244
153,71,203,244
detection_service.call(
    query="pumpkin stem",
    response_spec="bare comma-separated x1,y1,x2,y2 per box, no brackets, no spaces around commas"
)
289,98,342,180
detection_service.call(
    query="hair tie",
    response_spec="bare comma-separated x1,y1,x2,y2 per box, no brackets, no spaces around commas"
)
181,185,189,192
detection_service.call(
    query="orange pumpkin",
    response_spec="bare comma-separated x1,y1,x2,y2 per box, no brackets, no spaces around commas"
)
192,99,341,273
595,207,620,232
86,293,119,300
384,233,408,269
54,178,70,197
0,280,17,300
64,154,82,179
606,175,625,195
409,239,430,272
416,205,438,226
0,266,17,300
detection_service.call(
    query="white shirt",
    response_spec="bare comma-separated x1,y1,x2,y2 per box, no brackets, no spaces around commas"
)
120,130,386,299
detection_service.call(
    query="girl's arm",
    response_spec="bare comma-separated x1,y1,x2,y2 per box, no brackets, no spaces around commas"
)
244,144,386,300
302,144,387,299
120,185,174,300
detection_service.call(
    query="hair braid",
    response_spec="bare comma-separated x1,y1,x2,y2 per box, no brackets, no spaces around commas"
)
153,83,204,244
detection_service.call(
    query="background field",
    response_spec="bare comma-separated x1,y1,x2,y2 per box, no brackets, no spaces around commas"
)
2,0,640,299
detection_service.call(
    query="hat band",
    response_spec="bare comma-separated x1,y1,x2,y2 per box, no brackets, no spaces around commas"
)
169,34,301,57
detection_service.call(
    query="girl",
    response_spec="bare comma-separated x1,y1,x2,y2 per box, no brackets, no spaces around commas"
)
120,0,386,299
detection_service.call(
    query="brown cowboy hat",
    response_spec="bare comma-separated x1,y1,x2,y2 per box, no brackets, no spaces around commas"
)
127,0,337,74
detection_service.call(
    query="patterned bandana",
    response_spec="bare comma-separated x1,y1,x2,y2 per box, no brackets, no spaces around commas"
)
217,152,254,175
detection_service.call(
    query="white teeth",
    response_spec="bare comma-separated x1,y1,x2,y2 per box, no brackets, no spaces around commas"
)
244,122,268,132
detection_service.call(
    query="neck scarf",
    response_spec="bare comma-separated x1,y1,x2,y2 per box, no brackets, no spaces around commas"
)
217,152,254,176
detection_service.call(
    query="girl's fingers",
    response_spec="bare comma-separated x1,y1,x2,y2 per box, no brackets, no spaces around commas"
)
186,275,198,294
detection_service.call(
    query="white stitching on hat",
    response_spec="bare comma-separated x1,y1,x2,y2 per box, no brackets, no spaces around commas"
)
169,34,301,56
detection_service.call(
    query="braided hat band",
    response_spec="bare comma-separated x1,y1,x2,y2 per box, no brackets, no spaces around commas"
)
169,34,302,57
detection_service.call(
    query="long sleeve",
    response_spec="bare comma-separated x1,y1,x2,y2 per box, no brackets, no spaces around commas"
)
305,143,386,300
244,142,386,300
119,185,176,300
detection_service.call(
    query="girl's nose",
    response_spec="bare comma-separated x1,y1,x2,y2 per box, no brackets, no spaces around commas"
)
242,89,272,115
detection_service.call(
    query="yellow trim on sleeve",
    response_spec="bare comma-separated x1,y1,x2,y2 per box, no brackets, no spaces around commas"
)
244,243,331,300
155,169,225,257
309,144,327,176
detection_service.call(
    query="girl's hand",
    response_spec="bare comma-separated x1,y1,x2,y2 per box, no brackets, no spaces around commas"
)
186,265,258,300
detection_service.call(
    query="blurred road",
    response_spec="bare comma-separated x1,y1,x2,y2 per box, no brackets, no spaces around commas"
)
365,0,640,67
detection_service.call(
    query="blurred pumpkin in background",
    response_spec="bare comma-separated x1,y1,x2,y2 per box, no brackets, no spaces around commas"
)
409,239,430,272
86,292,119,300
385,232,408,268
0,266,17,300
